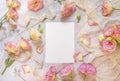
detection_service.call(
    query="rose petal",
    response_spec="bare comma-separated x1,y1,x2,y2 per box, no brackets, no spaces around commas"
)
87,19,98,26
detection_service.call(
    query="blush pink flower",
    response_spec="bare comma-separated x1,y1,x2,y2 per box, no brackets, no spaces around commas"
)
19,37,32,50
61,2,76,19
6,0,21,8
4,41,19,55
45,66,56,81
77,63,96,75
27,0,44,12
103,25,115,37
101,1,114,16
58,64,73,77
7,8,18,20
112,24,120,41
100,37,116,54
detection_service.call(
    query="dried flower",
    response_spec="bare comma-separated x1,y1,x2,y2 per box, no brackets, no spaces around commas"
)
19,37,32,50
45,66,56,81
100,37,116,54
58,64,73,77
78,63,96,75
61,2,76,19
7,8,18,20
27,0,44,12
80,35,91,47
22,64,30,73
6,0,21,8
30,28,42,41
4,41,19,55
73,52,83,62
101,1,114,16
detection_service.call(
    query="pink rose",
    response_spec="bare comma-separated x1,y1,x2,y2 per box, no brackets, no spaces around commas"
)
4,41,19,55
103,25,114,37
27,0,44,12
78,63,96,75
100,37,116,54
6,0,21,8
112,24,120,41
45,66,56,81
19,37,32,50
101,1,114,16
58,64,73,77
61,2,76,19
7,8,18,20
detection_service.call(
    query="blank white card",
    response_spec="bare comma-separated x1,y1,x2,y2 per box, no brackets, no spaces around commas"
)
45,22,74,63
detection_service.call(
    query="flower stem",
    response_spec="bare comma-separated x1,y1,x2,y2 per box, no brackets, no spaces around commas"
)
84,74,86,81
114,8,120,10
113,7,120,10
1,66,8,75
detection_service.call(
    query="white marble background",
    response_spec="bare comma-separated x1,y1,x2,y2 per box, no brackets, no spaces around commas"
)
0,0,120,81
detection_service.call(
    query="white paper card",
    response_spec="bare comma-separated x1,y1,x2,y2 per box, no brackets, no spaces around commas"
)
45,22,74,63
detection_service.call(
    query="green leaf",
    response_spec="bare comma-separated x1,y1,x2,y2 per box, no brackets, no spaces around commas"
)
116,40,120,48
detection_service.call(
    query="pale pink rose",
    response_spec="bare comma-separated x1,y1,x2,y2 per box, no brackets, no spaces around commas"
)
7,8,18,20
58,64,73,77
78,63,96,75
4,41,19,55
61,2,76,19
103,25,114,37
112,24,120,41
101,1,114,16
27,0,44,12
6,0,21,8
45,66,56,81
19,37,32,50
100,37,116,54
